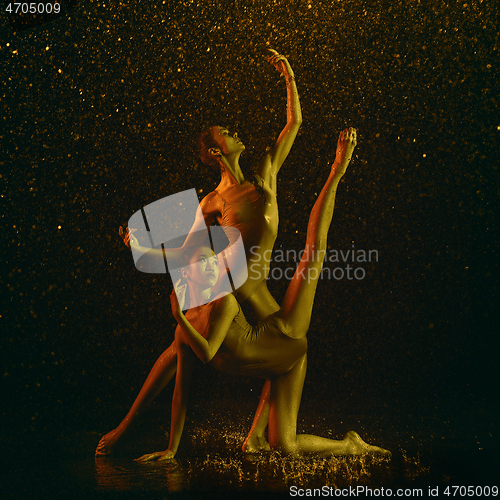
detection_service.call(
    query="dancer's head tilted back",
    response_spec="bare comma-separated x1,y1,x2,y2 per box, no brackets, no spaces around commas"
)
198,126,220,170
198,126,245,171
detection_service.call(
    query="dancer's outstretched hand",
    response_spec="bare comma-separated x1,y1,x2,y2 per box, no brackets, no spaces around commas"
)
267,49,294,78
333,128,357,176
119,226,137,248
171,279,187,318
134,449,176,462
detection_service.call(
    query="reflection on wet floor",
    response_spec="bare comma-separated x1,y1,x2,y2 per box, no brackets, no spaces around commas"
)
89,419,491,495
94,450,395,493
5,410,496,499
91,441,492,498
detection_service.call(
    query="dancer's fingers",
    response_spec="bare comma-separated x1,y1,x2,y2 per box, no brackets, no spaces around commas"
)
125,228,137,245
172,280,182,294
267,52,286,66
273,56,286,65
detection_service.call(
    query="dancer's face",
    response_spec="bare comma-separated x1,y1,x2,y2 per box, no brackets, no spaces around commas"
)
182,246,220,289
210,126,245,156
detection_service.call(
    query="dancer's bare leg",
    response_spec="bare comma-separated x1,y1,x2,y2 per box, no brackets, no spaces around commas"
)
95,342,178,456
242,380,271,453
269,353,390,456
244,130,359,452
96,283,278,456
276,128,357,339
240,282,279,452
244,281,280,321
268,129,389,455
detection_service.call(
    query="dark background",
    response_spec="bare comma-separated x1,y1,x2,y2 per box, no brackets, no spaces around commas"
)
2,0,498,459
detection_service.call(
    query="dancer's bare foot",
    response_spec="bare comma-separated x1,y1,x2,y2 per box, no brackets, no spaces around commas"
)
242,434,271,453
344,431,391,456
95,427,127,456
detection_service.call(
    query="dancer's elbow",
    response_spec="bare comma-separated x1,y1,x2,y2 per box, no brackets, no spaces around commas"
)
201,346,217,364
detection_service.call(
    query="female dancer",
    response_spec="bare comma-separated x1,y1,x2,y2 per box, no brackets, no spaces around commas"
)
96,49,301,456
136,129,389,459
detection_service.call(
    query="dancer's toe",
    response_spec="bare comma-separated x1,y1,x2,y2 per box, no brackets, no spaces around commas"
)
95,428,125,457
344,431,391,456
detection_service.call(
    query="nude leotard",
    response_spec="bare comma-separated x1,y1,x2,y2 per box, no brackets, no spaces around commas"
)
214,176,279,301
215,176,277,253
188,299,307,380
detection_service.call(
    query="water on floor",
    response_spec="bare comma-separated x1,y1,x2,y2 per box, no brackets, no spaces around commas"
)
4,407,496,499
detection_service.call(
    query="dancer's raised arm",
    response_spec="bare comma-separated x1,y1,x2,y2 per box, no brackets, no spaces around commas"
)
119,191,221,267
258,49,302,185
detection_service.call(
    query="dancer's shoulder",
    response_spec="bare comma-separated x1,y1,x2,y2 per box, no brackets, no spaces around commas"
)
200,190,219,203
213,292,238,307
211,293,238,316
199,190,222,213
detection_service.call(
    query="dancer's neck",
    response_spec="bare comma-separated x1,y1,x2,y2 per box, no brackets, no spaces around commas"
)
187,283,213,309
219,154,246,186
